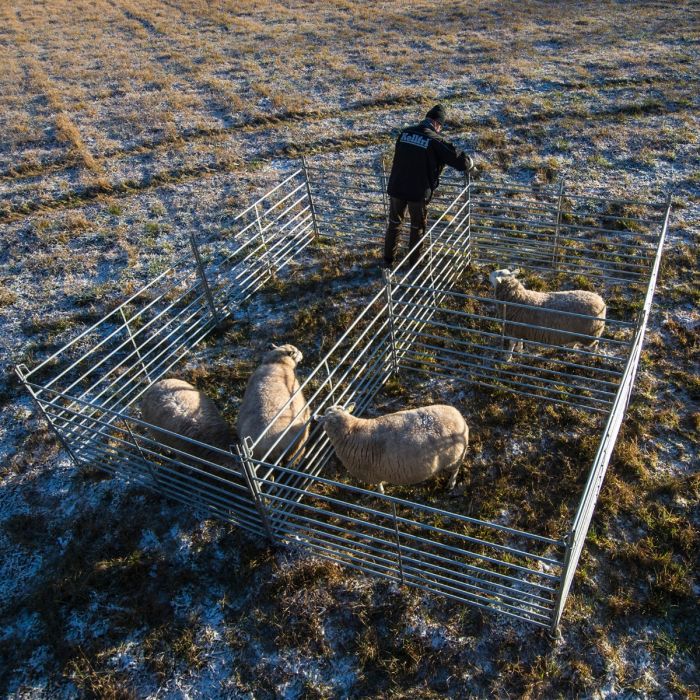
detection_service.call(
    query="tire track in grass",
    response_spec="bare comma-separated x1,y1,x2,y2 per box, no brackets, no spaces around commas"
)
0,68,696,186
0,93,693,223
0,5,108,187
106,0,252,127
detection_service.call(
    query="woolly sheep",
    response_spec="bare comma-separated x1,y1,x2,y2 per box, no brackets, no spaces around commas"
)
489,268,607,362
316,403,469,493
237,343,310,463
139,378,234,468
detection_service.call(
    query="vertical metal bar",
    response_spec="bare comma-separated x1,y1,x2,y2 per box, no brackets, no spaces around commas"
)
500,299,508,353
324,359,336,404
119,307,152,383
549,529,575,631
383,268,398,373
14,364,81,466
254,203,274,277
235,438,274,541
301,155,320,239
120,416,159,485
391,500,405,585
189,232,220,326
466,168,473,262
428,214,436,308
551,178,565,269
623,193,671,413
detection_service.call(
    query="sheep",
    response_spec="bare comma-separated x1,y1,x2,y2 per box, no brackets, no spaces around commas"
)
237,343,310,463
489,268,607,362
139,378,235,469
316,403,469,493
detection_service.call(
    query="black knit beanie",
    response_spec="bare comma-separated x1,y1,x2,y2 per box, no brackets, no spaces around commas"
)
426,104,446,124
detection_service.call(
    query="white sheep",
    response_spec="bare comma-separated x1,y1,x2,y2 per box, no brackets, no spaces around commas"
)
237,343,310,463
139,378,234,468
316,403,469,493
489,268,607,362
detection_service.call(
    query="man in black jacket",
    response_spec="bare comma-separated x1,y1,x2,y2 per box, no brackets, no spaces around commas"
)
384,104,472,269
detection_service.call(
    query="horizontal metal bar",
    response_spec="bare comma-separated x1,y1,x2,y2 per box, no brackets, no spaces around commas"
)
473,226,654,266
254,454,565,547
278,516,556,612
402,321,627,375
472,214,559,233
400,345,618,404
406,337,623,391
290,528,552,623
264,484,562,569
399,346,616,405
557,218,658,239
269,520,558,605
399,362,611,414
397,317,626,375
231,169,304,223
395,309,628,356
73,443,260,519
471,181,556,196
473,199,558,215
278,516,555,610
393,284,637,329
474,251,646,284
302,165,377,178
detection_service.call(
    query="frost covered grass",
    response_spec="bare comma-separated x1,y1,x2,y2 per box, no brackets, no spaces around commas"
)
1,0,699,697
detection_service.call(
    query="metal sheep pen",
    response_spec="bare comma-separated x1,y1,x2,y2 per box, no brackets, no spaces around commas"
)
16,159,670,631
237,168,670,630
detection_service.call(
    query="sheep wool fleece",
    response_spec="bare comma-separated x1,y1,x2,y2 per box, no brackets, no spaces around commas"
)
495,277,606,346
237,345,310,462
140,378,233,458
324,405,468,487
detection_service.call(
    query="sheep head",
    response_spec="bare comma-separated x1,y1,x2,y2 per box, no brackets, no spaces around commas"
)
489,267,520,289
263,343,303,365
315,403,355,425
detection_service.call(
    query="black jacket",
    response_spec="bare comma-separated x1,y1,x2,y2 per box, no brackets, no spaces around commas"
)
387,119,469,202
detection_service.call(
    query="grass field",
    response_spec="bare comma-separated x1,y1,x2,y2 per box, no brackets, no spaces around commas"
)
1,1,698,697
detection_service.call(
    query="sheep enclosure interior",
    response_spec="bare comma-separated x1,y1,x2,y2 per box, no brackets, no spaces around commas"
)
16,160,669,630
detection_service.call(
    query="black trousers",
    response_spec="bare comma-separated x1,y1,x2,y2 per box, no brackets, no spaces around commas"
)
383,196,429,269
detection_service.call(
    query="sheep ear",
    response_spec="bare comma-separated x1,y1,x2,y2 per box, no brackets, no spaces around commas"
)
313,413,324,423
511,268,520,276
267,342,277,350
346,402,356,414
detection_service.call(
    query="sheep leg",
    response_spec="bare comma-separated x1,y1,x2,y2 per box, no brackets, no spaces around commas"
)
377,482,385,495
447,465,460,491
503,339,516,363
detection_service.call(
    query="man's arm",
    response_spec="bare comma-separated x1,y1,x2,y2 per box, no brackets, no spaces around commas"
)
433,137,473,172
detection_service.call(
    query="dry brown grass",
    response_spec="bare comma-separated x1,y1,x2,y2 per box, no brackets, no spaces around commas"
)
1,0,698,697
